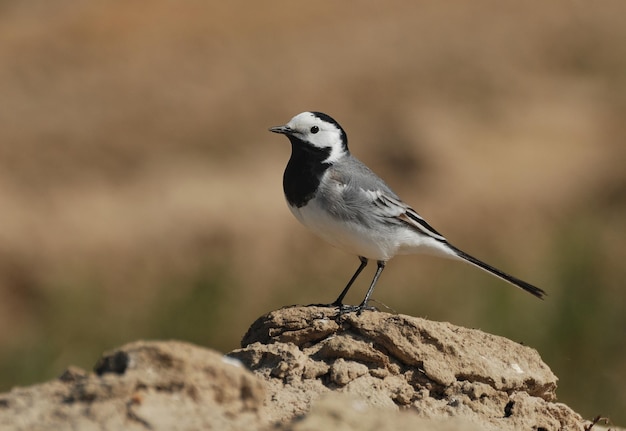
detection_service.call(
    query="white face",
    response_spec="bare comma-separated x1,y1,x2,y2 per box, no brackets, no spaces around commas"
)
273,112,348,162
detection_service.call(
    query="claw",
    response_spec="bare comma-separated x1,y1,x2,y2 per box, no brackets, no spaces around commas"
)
336,303,377,315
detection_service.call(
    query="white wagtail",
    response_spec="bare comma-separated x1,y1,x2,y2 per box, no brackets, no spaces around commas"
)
269,111,546,312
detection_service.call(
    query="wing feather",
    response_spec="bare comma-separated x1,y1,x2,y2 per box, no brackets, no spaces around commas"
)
326,157,447,242
368,191,447,242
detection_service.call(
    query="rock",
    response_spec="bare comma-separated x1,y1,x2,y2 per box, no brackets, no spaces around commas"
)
229,305,586,430
0,306,610,430
284,392,482,431
0,340,266,431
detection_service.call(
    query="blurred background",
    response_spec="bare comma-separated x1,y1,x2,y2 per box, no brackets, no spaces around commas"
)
0,0,624,424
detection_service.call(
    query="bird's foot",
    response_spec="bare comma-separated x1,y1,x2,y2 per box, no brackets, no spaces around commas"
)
306,301,377,315
335,302,377,315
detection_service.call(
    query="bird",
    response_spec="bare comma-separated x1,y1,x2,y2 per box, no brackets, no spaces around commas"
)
269,111,546,313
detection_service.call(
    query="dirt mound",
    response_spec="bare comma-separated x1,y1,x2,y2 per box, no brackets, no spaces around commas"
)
0,306,607,430
0,341,266,431
230,306,584,430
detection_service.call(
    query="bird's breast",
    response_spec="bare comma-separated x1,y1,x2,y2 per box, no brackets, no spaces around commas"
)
283,143,332,208
287,196,398,261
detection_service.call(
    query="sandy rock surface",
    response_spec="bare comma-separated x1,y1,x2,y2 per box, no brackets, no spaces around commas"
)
0,341,265,431
0,306,613,430
230,306,585,430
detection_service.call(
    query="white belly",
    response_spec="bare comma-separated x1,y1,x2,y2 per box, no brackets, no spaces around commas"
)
288,198,400,261
288,198,456,262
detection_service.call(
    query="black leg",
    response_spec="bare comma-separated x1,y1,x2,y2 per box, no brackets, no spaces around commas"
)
332,256,368,307
356,260,386,313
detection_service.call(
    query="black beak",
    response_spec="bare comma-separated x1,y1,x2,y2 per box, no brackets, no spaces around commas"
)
269,125,292,135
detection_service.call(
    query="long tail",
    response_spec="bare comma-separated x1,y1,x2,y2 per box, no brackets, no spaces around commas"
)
447,244,546,299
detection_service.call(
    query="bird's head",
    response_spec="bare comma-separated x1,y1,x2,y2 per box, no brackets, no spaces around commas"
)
269,111,349,162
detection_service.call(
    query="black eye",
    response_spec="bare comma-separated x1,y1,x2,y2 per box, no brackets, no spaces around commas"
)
310,126,319,134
